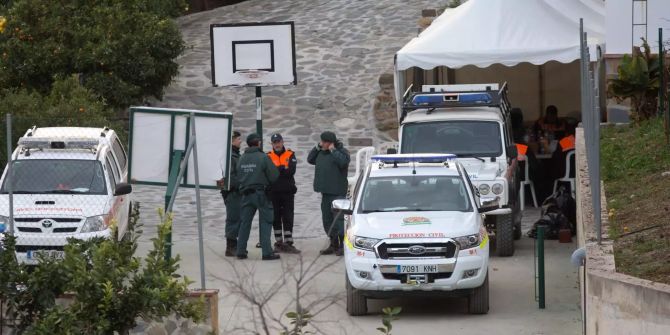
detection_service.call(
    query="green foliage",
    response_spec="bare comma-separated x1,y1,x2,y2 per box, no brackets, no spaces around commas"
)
0,203,204,334
0,75,122,166
282,310,315,335
0,0,185,108
377,307,401,335
608,39,664,122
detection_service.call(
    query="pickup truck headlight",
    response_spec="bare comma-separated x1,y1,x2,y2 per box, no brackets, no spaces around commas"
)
81,215,107,233
478,184,490,195
454,234,480,250
354,236,380,250
491,183,504,195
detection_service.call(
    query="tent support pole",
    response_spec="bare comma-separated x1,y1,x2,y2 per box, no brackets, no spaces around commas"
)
539,64,545,118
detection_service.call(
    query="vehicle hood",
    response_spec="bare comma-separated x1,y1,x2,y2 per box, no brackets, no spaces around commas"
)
458,159,503,181
351,211,479,240
0,194,110,218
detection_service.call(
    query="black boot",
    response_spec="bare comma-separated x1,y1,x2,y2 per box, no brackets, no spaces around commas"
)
334,236,344,256
225,238,237,257
319,237,338,255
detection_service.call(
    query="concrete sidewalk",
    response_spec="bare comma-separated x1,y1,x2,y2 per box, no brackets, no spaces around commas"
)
136,208,581,334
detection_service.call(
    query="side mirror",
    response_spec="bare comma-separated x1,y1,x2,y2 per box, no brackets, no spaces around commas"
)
331,199,353,215
507,145,518,159
114,183,132,196
386,148,398,154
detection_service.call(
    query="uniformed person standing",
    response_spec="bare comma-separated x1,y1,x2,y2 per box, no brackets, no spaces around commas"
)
307,131,350,256
236,133,280,260
220,131,242,257
267,133,301,253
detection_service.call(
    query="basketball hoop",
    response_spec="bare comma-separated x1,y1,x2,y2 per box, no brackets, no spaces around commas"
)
237,69,270,80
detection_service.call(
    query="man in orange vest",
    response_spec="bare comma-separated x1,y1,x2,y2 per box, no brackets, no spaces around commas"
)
267,133,300,254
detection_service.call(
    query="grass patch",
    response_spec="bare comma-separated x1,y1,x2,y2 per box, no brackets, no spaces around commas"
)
601,117,670,284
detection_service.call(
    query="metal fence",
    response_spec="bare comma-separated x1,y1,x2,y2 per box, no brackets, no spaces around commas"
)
579,19,602,244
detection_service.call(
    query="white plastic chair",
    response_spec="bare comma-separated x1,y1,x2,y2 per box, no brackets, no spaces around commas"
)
518,155,538,210
553,150,575,197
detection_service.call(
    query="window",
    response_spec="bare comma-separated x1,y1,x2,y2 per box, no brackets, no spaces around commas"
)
402,121,503,157
112,137,127,170
107,153,121,183
105,155,117,192
0,160,107,195
359,175,472,213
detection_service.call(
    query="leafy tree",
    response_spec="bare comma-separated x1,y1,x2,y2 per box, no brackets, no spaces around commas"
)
0,0,185,108
608,38,664,122
0,204,204,334
0,76,122,167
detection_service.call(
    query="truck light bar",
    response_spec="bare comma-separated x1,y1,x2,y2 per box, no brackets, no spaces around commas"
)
18,137,100,150
411,92,492,106
371,154,456,164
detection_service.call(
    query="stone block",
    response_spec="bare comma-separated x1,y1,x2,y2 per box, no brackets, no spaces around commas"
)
422,9,438,17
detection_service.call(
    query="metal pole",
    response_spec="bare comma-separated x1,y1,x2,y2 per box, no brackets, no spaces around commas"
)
255,86,263,149
166,138,195,213
537,225,546,309
660,28,665,118
5,114,13,234
190,113,206,290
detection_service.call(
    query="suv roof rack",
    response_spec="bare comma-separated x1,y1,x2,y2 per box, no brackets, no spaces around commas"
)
400,82,511,123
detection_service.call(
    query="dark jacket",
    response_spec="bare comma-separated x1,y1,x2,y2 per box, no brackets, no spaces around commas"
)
228,146,241,191
268,147,297,194
237,147,279,192
307,141,350,196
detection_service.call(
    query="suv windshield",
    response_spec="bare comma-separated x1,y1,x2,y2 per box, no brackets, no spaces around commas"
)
359,175,472,213
1,159,107,195
401,121,502,157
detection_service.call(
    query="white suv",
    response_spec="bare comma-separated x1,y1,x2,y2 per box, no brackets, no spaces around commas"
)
333,154,495,316
0,127,132,264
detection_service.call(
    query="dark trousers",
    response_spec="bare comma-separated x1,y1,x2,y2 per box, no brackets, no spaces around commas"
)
237,192,274,257
222,191,241,240
320,193,344,240
270,192,295,244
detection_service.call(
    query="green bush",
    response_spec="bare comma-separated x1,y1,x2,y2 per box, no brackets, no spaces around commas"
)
0,76,122,167
0,204,204,334
0,0,185,108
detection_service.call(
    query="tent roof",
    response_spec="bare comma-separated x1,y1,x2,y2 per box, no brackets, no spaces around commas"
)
396,0,605,70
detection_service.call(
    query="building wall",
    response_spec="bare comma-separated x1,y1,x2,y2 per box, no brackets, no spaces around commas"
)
606,0,670,55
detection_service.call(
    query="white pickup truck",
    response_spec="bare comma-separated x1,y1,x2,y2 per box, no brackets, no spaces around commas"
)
0,127,132,264
396,84,521,256
334,154,494,315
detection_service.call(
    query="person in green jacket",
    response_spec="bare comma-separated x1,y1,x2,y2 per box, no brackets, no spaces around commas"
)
307,131,350,256
221,131,242,257
236,133,281,260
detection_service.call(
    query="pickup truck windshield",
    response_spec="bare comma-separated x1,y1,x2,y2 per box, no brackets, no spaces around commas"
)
401,121,502,157
360,176,472,213
1,159,107,195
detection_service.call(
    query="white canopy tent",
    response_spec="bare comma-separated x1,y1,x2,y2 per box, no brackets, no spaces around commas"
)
394,0,605,121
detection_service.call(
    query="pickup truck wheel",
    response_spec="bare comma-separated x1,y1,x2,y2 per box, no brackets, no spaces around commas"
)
496,214,515,257
346,274,367,316
468,272,489,314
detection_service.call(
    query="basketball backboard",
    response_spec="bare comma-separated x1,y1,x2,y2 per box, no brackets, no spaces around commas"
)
128,107,233,189
210,22,297,87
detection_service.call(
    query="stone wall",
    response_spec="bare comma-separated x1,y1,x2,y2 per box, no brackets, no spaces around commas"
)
372,73,398,140
575,128,670,335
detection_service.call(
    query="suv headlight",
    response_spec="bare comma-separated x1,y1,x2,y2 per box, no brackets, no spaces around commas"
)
81,215,107,233
454,234,480,250
478,184,490,195
354,236,380,250
491,183,504,195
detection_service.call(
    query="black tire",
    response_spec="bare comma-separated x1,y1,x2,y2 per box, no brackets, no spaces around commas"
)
468,272,489,314
496,214,515,257
346,274,367,316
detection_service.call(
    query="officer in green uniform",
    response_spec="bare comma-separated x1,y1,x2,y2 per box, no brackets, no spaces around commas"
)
307,131,350,256
221,131,242,257
236,133,281,260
